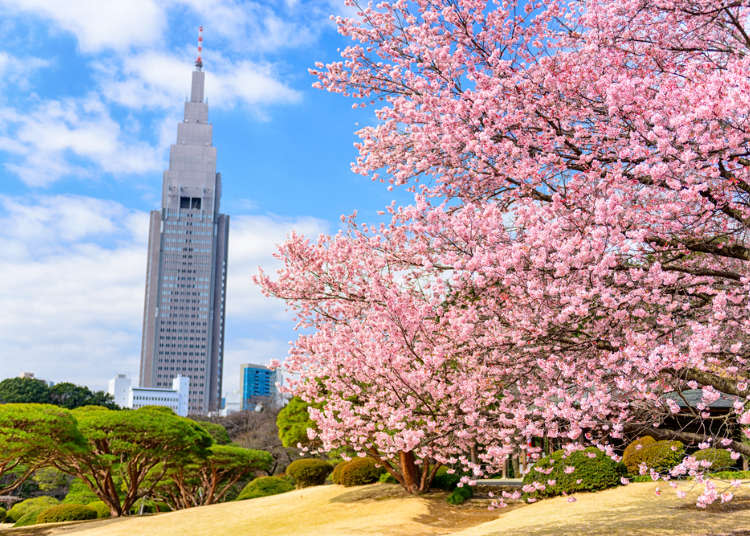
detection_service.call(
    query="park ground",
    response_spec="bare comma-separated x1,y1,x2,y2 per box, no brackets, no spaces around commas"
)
1,481,750,536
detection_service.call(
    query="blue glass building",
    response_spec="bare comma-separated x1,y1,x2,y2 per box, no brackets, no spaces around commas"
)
241,364,277,410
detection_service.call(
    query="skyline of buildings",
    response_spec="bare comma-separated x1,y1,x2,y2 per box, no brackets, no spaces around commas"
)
138,57,229,415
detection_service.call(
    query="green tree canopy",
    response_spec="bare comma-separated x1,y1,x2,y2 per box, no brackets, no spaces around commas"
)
0,404,86,495
0,378,51,404
152,445,273,509
49,383,117,410
52,406,212,516
194,421,231,445
276,397,319,449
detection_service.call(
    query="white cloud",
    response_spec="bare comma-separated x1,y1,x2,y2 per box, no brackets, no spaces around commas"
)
97,51,301,112
0,96,164,186
0,52,50,90
0,0,166,52
0,194,326,392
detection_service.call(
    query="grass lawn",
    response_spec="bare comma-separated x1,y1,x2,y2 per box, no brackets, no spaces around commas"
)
1,481,748,536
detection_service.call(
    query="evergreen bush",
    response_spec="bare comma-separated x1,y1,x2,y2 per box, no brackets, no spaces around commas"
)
7,496,59,524
431,466,461,491
693,448,734,471
0,506,6,523
636,440,685,473
446,485,473,505
331,461,347,484
338,457,384,486
622,436,656,474
86,501,111,519
63,478,99,504
286,458,332,488
522,447,624,498
378,471,398,484
236,476,294,500
36,504,97,524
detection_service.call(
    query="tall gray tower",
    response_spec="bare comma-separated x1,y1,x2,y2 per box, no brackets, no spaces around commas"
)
139,53,228,415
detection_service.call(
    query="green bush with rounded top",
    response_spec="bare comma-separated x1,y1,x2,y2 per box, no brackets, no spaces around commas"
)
693,448,734,471
523,447,624,498
338,457,384,486
286,458,332,488
236,476,294,500
36,504,97,524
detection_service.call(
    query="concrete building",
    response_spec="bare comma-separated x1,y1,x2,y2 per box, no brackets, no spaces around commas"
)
108,374,190,417
139,55,229,415
240,364,280,410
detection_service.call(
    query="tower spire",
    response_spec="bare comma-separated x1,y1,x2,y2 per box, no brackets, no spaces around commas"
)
195,25,203,70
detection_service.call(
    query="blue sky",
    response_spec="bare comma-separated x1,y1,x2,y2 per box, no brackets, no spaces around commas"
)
0,0,405,395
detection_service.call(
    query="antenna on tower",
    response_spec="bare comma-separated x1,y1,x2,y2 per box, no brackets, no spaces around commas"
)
195,26,203,70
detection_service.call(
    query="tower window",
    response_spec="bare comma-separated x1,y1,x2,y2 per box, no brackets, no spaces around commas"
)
180,196,190,209
191,198,202,210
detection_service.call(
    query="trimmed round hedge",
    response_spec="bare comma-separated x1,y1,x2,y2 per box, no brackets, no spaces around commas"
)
0,506,6,523
447,485,473,505
286,458,332,488
331,461,347,484
339,457,384,486
623,436,656,474
693,448,734,471
86,501,111,519
7,496,59,525
523,447,624,498
36,504,97,524
237,476,294,500
632,440,685,473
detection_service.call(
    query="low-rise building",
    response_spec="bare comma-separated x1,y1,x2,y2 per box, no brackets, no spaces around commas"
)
108,374,190,416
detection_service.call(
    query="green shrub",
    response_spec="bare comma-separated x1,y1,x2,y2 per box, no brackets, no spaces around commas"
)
63,478,99,505
286,458,332,488
237,476,294,500
378,471,398,484
338,457,384,486
636,441,685,473
0,506,6,523
7,496,59,524
331,461,347,484
623,436,656,474
523,447,624,498
36,504,97,524
86,501,111,519
432,466,461,491
709,470,750,479
693,448,734,471
447,486,473,505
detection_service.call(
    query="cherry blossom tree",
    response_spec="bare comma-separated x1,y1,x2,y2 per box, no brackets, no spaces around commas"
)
257,0,749,501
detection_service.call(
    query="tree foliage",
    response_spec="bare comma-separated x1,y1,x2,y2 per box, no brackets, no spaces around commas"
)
0,378,116,409
51,406,212,516
257,0,750,505
0,404,86,495
151,444,273,509
276,397,318,449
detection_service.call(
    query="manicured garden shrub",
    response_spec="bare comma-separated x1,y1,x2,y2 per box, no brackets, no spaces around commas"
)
710,470,750,479
338,457,384,486
693,448,734,471
378,471,398,484
331,461,347,484
86,501,111,519
36,504,97,524
432,466,461,491
286,458,332,488
622,436,656,474
635,440,685,473
7,496,59,524
447,486,473,505
523,447,624,498
236,476,294,500
0,506,6,523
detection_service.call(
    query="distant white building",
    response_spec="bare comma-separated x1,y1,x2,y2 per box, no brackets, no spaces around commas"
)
108,374,190,417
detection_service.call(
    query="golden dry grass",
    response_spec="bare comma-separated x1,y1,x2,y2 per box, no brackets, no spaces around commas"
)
2,481,749,536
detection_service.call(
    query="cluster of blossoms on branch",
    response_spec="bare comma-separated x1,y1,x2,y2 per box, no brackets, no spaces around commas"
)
256,0,750,503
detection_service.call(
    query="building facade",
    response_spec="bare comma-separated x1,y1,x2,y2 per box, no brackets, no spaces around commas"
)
139,60,229,415
108,374,190,416
240,364,278,410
